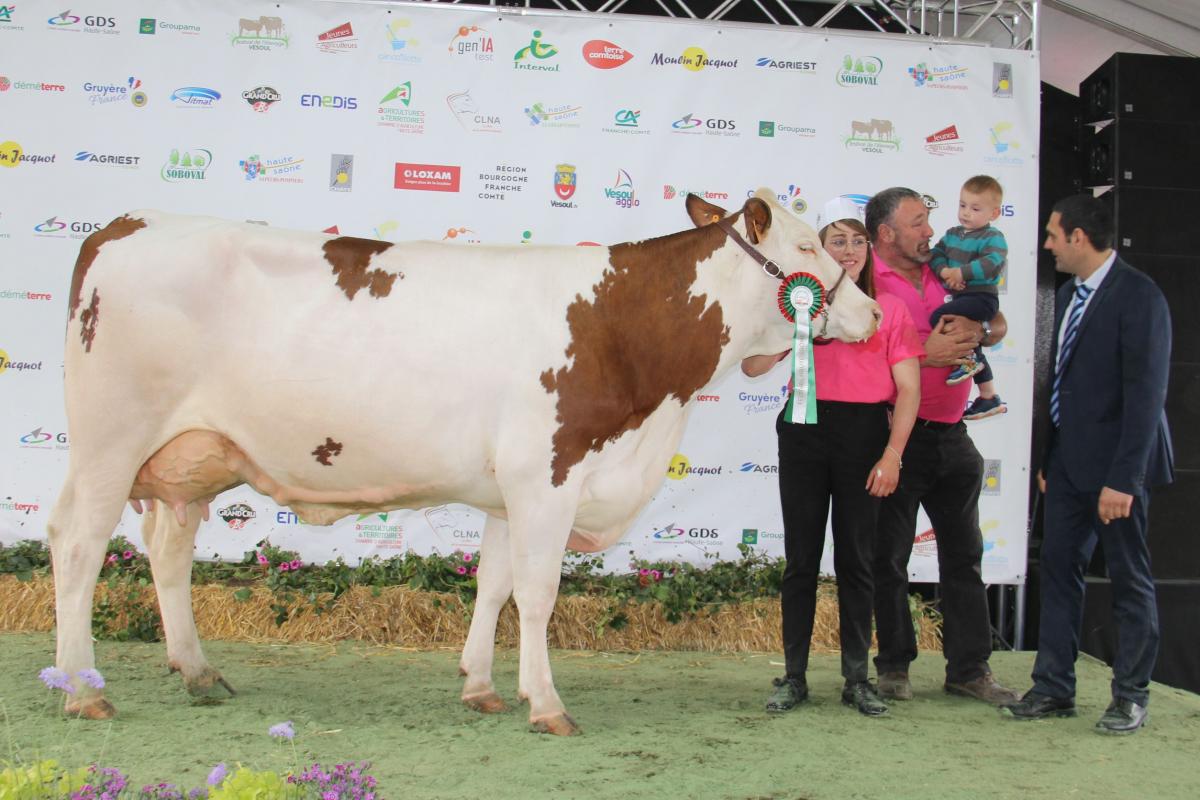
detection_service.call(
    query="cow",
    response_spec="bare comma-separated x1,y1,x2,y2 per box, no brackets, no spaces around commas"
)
260,15,283,38
48,190,880,734
238,17,262,37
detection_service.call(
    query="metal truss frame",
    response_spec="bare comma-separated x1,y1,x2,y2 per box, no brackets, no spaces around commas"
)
425,0,1041,50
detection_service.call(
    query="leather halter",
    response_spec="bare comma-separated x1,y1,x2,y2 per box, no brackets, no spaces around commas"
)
714,217,850,337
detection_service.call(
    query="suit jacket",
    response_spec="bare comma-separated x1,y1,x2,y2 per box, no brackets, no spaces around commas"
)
1045,256,1174,495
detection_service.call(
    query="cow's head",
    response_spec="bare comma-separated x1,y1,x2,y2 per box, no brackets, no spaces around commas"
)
687,189,881,349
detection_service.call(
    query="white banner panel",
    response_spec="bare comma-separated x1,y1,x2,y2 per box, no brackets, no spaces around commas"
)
0,0,1040,583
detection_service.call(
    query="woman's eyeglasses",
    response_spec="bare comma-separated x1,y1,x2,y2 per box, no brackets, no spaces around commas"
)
826,237,869,250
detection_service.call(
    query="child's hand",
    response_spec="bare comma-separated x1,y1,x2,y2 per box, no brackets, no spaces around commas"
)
940,267,966,291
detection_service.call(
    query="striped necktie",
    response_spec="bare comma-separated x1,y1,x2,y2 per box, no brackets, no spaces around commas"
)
1050,283,1094,427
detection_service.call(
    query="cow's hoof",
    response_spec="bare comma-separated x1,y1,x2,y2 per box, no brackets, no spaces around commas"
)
463,691,509,714
65,696,116,720
183,668,237,698
530,713,580,736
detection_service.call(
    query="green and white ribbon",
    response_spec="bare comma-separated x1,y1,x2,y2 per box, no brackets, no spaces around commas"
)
777,272,827,425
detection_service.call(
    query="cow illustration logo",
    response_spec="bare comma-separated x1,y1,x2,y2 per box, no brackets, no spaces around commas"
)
218,503,256,530
845,118,901,153
232,15,288,49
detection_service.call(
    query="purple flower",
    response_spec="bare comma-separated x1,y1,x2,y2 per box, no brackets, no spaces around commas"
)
279,563,290,572
324,793,338,800
207,762,227,786
638,568,650,576
462,552,474,563
105,554,118,565
269,720,295,740
650,569,661,581
257,552,269,565
39,666,75,693
455,566,467,575
469,566,478,577
123,550,134,560
290,559,302,570
77,668,105,689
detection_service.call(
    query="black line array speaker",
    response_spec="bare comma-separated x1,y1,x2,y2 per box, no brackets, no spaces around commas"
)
1137,255,1200,366
1084,120,1200,189
1081,53,1200,123
1100,187,1200,257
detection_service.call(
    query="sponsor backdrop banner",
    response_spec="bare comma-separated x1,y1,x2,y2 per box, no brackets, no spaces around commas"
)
0,0,1039,583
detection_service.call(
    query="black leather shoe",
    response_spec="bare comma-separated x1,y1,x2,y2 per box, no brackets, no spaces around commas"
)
842,681,889,717
1095,699,1148,735
1000,690,1076,720
765,676,808,713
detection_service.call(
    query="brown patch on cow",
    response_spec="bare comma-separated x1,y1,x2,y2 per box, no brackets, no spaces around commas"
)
312,437,343,466
79,289,100,352
69,214,146,320
323,237,401,301
539,221,734,487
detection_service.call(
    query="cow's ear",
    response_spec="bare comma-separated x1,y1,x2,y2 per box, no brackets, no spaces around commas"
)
686,194,728,228
742,197,772,244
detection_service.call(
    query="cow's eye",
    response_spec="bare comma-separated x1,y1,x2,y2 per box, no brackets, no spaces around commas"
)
798,243,814,253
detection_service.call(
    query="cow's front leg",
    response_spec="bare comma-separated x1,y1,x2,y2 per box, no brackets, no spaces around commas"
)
460,514,512,713
142,500,234,698
506,503,578,735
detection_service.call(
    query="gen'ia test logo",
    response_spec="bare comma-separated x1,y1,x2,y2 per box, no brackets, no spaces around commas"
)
448,24,493,61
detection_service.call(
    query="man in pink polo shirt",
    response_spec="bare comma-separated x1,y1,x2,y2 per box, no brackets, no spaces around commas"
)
864,187,1018,706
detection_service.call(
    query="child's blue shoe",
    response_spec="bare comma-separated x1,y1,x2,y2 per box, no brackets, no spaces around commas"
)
964,395,1008,421
946,359,983,386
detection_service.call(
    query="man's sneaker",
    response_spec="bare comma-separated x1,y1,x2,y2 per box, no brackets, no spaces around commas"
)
877,671,913,701
765,676,808,713
946,359,983,386
945,673,1020,706
963,395,1008,421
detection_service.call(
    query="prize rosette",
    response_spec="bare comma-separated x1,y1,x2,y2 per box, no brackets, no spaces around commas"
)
777,272,826,424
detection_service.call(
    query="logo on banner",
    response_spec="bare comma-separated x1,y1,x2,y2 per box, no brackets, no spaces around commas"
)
161,148,211,182
524,101,581,128
981,520,1009,570
0,498,40,515
663,185,728,202
836,55,882,87
425,504,481,549
670,113,704,134
741,528,783,544
651,522,686,541
755,57,817,74
669,113,739,137
394,162,460,192
139,18,200,35
380,18,420,63
442,226,480,243
0,140,24,167
330,154,353,192
32,215,68,236
914,528,938,556
1,5,24,31
239,153,303,184
446,90,502,133
217,503,256,530
448,24,493,61
232,15,288,50
18,426,68,450
355,513,404,549
739,386,788,415
650,47,737,72
513,29,559,72
739,462,778,474
982,459,1002,495
1,289,53,301
908,62,968,89
748,185,806,215
601,108,650,135
477,164,527,201
83,78,142,107
582,39,633,69
377,83,425,134
924,124,965,156
316,21,356,53
48,11,115,34
242,86,280,112
758,120,817,139
845,118,901,153
301,93,357,110
552,164,577,208
985,122,1023,166
605,169,639,209
47,10,80,27
0,78,66,93
0,348,42,374
993,62,1013,98
170,86,220,108
665,453,723,479
74,150,141,168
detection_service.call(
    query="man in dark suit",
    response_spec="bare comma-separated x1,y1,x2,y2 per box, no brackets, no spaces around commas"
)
1004,194,1174,734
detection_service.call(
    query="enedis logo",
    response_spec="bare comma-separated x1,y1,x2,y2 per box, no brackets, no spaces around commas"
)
837,55,882,87
513,29,559,71
651,46,737,72
448,24,493,61
394,162,460,192
665,453,723,480
161,147,211,182
301,92,357,110
582,40,633,69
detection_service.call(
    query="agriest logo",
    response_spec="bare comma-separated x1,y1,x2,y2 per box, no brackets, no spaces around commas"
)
739,462,778,474
836,55,882,87
755,57,816,74
74,150,140,168
924,124,965,156
394,162,460,192
582,39,633,69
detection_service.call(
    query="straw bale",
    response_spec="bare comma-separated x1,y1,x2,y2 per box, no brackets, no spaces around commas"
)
0,575,942,652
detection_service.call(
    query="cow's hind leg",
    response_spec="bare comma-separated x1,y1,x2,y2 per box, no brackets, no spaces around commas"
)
142,500,235,698
505,499,579,735
47,472,130,718
460,514,512,713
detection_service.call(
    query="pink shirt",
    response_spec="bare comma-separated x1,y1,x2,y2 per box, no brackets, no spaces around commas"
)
874,253,971,423
814,292,923,403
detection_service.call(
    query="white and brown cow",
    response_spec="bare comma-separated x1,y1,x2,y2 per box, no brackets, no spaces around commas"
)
49,190,880,734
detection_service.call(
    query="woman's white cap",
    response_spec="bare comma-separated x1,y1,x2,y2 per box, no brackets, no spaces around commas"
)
818,196,865,228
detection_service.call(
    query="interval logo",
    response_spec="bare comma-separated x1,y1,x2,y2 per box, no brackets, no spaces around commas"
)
394,162,460,192
513,29,559,71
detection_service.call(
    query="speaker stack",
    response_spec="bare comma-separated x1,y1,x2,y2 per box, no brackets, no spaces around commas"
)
1077,53,1200,693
